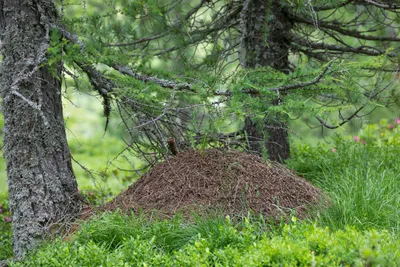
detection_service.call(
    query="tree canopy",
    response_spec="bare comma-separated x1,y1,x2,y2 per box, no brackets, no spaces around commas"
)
56,0,400,164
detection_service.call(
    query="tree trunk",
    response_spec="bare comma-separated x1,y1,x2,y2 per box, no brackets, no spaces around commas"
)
240,0,292,162
0,0,84,258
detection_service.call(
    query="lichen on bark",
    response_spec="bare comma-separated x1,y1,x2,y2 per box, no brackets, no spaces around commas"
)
0,0,84,258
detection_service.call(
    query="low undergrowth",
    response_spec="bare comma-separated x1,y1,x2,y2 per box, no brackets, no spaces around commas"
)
0,193,12,260
9,212,400,267
2,119,400,265
288,119,400,233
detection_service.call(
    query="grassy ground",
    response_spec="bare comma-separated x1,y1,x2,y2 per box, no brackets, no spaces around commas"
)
288,142,400,233
6,213,400,266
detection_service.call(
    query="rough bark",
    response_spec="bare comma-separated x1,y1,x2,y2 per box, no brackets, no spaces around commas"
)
240,0,291,162
0,0,84,258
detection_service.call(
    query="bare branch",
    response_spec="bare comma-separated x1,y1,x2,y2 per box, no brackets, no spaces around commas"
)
214,90,232,96
60,25,197,94
75,62,115,94
57,25,114,96
54,24,86,53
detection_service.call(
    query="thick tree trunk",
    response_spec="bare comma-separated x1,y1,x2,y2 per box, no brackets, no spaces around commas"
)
240,0,291,162
0,0,84,258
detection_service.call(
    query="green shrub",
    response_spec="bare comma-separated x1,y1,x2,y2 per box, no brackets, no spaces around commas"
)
10,213,400,266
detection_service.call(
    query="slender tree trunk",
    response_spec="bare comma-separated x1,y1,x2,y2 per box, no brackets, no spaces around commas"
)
0,0,84,258
240,0,291,162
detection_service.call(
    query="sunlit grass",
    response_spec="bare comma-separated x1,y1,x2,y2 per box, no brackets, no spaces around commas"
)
289,140,400,233
317,148,400,232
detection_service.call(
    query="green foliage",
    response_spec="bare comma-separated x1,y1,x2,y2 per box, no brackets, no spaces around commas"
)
0,194,13,261
227,58,396,127
288,118,400,232
52,0,400,163
2,1,400,261
2,117,400,263
10,213,400,266
355,118,400,145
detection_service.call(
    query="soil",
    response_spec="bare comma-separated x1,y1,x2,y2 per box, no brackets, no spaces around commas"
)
103,149,324,219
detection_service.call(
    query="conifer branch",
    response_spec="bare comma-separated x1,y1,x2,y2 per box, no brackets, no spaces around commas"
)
105,33,167,47
313,0,354,11
72,61,114,133
267,61,334,92
315,66,399,129
291,14,400,42
362,0,400,9
315,106,365,129
58,26,197,93
291,33,388,56
112,64,195,92
105,0,209,47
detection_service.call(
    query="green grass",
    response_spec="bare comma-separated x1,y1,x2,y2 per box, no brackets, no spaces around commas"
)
8,212,400,266
288,138,400,233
